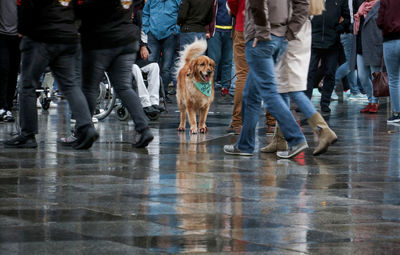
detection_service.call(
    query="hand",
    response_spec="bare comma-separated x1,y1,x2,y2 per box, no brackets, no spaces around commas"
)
206,33,211,39
252,38,258,48
140,46,149,60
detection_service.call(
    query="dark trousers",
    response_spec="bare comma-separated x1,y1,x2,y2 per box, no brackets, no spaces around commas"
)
82,41,148,131
19,37,92,136
0,34,20,111
306,47,339,108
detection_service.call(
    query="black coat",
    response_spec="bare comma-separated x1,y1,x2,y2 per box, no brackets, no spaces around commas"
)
311,0,350,49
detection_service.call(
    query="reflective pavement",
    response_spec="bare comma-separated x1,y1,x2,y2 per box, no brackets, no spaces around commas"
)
1,96,400,254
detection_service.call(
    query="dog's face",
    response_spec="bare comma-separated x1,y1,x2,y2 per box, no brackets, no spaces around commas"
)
188,56,215,83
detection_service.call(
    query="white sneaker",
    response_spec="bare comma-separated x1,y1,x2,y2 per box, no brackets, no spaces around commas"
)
331,91,339,101
49,101,57,108
92,117,98,123
312,88,321,97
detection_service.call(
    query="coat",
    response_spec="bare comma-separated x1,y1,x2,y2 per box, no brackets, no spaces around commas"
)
360,2,383,67
276,20,312,93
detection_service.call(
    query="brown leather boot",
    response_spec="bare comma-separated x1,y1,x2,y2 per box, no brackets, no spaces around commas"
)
261,125,288,153
307,112,338,155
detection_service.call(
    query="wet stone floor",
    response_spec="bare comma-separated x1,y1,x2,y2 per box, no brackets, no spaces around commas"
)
1,94,400,255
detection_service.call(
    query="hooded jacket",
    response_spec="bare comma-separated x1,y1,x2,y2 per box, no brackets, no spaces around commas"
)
244,0,310,43
377,0,400,42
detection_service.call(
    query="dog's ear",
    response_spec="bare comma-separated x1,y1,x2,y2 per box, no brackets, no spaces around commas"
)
187,61,196,77
210,59,216,71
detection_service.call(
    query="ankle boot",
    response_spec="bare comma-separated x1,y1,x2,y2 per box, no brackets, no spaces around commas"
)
307,112,338,155
261,125,288,153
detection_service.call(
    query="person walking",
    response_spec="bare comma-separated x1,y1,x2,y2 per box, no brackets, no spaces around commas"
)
262,0,338,156
75,0,154,148
0,0,20,123
224,0,310,159
5,0,98,149
305,0,350,113
377,0,400,123
354,0,383,114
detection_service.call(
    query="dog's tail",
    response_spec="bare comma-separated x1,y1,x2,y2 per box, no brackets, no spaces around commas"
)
176,38,208,77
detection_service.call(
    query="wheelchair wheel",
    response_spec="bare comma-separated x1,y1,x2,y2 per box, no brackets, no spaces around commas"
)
115,104,130,121
94,72,116,120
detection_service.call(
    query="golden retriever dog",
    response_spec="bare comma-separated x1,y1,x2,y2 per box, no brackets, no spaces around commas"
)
176,39,215,134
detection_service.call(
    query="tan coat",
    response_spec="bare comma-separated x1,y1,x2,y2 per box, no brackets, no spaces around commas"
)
275,20,311,93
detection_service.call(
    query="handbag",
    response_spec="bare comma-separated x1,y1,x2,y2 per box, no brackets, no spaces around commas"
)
372,59,390,97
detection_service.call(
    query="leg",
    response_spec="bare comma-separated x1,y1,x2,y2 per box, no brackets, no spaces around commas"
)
186,103,198,134
133,64,151,108
357,54,374,103
198,104,210,133
306,49,322,98
108,44,148,131
384,40,400,113
141,63,160,106
320,48,339,111
231,31,248,128
18,37,49,136
207,31,222,83
219,31,233,89
178,103,187,131
160,34,177,94
82,49,111,115
289,91,317,119
51,44,92,132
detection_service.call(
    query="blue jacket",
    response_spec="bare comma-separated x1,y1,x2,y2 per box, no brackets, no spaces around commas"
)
142,0,181,40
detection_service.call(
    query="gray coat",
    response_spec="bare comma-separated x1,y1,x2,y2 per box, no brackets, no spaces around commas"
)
361,2,383,67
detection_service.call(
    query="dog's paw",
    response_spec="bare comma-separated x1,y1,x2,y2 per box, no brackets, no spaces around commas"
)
190,128,198,134
177,127,185,132
199,127,209,133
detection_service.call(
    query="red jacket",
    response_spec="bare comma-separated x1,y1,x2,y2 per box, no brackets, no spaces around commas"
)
227,0,244,32
377,0,400,41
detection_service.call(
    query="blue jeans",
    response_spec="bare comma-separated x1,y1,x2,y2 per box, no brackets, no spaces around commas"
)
179,32,206,51
336,33,359,94
281,92,316,119
19,37,92,136
207,30,233,88
236,37,306,153
383,40,400,113
357,54,380,104
82,41,148,131
147,32,177,94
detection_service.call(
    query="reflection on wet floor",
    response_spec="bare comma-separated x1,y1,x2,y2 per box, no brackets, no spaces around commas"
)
1,97,400,254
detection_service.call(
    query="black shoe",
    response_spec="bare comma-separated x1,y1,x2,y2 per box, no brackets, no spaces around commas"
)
143,106,160,115
4,134,38,148
132,127,154,148
152,104,165,112
164,96,173,104
73,126,99,150
321,105,331,113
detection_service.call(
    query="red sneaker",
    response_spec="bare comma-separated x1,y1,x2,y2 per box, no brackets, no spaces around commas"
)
360,103,372,113
369,103,379,113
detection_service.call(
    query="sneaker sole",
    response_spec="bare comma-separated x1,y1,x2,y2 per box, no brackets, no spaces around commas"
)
223,148,253,156
276,144,308,159
387,119,400,123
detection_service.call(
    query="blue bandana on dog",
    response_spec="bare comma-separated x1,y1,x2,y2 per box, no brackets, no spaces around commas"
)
194,81,212,97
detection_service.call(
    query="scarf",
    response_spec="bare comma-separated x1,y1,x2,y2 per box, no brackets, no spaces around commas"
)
353,0,378,35
194,81,212,97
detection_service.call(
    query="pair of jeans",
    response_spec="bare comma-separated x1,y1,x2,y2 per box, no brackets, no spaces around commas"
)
0,34,20,111
82,41,148,131
179,32,206,51
18,37,92,137
147,32,177,94
383,39,400,113
306,47,339,108
335,33,359,94
207,30,233,88
356,54,380,104
281,92,316,119
236,36,306,153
